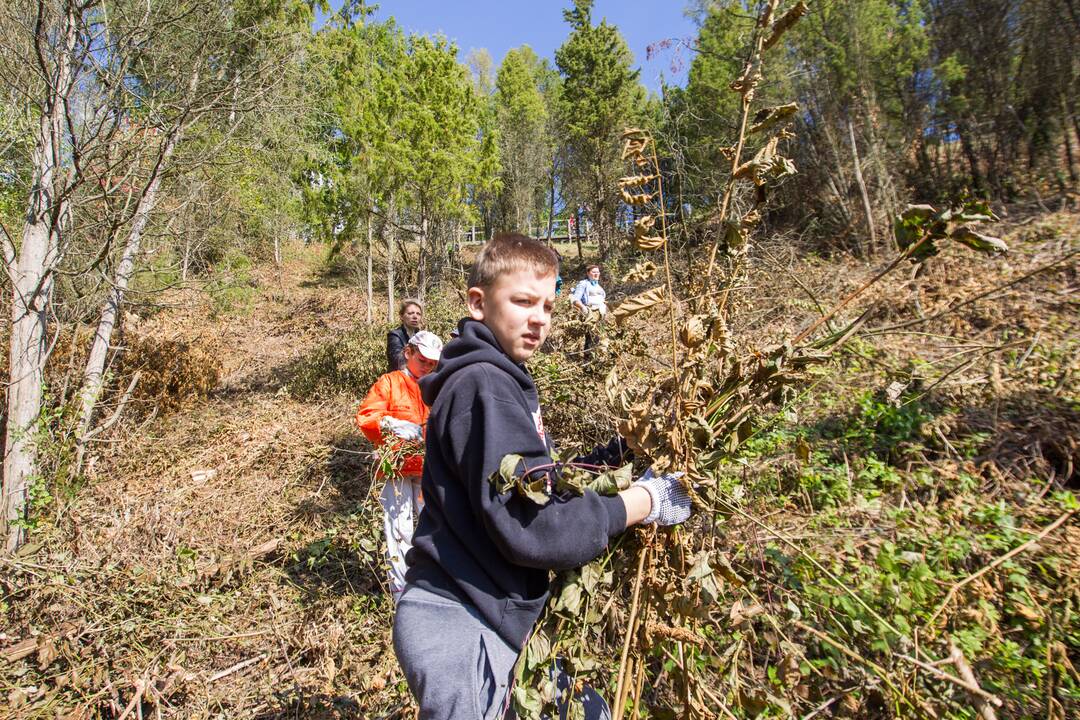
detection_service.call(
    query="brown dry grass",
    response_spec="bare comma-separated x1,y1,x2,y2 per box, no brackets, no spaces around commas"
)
2,252,408,719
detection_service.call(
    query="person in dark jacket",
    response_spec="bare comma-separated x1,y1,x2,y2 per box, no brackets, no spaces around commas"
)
392,234,690,720
386,298,424,372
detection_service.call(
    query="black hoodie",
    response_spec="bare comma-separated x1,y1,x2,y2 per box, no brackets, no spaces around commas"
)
405,319,628,650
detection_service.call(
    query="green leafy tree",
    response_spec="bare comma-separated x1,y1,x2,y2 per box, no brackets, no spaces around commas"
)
494,46,550,232
396,33,496,293
682,1,753,206
300,20,496,305
555,0,644,255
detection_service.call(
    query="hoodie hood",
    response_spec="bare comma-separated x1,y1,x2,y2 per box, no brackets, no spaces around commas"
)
420,319,534,407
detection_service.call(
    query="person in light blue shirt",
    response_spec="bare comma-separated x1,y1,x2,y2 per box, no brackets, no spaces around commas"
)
570,265,606,359
570,265,606,316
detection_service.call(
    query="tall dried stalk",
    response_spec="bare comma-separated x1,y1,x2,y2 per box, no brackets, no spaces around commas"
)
702,0,781,288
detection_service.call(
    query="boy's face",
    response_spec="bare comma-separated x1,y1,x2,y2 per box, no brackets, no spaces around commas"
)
468,268,556,363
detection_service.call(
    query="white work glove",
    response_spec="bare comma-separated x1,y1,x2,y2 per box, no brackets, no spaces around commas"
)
379,416,423,442
634,470,691,526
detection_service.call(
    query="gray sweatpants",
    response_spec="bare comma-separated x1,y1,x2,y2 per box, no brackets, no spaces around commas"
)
393,585,612,720
393,584,519,720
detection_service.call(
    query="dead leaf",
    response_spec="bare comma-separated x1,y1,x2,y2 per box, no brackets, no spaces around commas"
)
729,598,765,629
762,1,809,51
611,286,666,326
621,260,657,283
633,234,666,251
749,102,799,135
679,316,707,348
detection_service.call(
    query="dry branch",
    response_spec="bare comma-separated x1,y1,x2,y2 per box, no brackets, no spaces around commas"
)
927,509,1076,626
208,653,267,683
896,653,1003,709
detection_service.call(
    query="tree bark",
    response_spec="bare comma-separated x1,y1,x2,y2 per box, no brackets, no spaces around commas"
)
417,213,428,300
366,215,373,324
547,157,556,241
847,118,877,256
386,201,395,323
3,0,77,552
575,210,583,259
76,129,180,451
4,193,57,553
957,121,985,192
1063,95,1079,184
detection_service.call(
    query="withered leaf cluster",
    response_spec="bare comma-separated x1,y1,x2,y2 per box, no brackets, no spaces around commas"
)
620,129,667,252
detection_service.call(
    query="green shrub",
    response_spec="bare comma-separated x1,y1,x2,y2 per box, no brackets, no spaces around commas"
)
287,327,386,399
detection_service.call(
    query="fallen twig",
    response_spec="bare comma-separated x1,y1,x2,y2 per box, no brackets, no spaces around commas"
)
896,652,1002,709
208,653,267,683
927,509,1076,626
948,641,999,720
793,621,934,718
613,532,652,720
116,677,146,720
0,638,38,664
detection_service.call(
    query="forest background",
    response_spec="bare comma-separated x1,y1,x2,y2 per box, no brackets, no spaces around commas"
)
1,0,1078,718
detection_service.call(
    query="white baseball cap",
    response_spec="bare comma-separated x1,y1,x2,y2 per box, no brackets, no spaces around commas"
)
408,330,443,361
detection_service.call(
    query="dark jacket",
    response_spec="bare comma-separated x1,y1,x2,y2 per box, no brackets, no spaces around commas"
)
406,319,628,650
386,325,413,373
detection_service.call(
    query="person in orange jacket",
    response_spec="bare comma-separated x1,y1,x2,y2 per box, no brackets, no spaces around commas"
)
355,330,443,602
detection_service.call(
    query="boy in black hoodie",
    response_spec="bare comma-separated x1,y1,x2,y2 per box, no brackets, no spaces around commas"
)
393,234,689,720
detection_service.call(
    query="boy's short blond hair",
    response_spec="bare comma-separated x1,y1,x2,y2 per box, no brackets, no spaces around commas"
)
469,233,559,290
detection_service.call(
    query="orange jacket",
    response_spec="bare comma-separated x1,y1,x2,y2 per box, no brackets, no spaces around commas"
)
355,370,429,477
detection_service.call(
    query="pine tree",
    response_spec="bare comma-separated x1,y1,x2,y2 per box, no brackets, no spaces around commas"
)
494,47,550,232
555,0,643,255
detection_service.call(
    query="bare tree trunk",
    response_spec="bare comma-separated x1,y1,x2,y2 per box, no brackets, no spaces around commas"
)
182,236,191,281
417,213,428,300
847,118,877,256
575,211,583,259
76,130,180,454
957,121,985,192
594,157,607,258
366,215,373,325
547,157,557,241
1063,95,1078,184
386,201,395,323
3,2,77,552
3,202,58,553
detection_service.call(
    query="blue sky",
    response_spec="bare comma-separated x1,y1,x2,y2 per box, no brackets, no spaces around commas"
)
324,1,699,94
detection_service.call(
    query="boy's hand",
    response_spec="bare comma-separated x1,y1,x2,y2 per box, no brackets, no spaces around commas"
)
634,471,690,526
380,417,423,442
